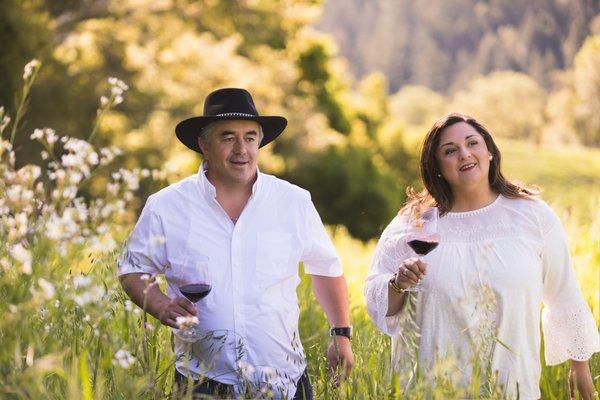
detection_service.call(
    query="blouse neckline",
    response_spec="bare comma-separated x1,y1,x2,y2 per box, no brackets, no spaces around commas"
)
445,194,503,218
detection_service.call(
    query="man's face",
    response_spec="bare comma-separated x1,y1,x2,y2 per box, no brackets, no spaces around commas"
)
198,120,261,187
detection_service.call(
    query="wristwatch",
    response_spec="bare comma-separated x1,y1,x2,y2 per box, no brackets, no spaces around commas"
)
329,326,353,340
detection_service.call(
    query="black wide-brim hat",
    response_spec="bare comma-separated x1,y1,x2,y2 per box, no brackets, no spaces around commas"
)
175,88,287,154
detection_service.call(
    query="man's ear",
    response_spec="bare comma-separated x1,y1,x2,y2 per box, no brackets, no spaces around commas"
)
198,137,208,156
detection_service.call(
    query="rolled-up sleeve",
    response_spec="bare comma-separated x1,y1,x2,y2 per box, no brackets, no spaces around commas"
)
540,214,600,365
364,215,412,336
118,196,168,276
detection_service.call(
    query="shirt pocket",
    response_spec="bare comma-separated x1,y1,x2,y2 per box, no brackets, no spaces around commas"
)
256,231,293,279
255,231,298,303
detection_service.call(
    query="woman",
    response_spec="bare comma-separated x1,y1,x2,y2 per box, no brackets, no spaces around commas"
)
364,113,599,399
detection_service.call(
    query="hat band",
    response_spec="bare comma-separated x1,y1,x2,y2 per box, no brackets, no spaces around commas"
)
215,112,256,117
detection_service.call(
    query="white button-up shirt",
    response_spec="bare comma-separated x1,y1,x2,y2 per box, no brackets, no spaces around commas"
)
118,165,342,398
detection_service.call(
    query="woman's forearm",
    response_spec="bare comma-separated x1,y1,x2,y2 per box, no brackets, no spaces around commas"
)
386,284,408,316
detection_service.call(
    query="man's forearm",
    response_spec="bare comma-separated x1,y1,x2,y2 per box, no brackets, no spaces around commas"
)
119,273,171,320
311,275,350,326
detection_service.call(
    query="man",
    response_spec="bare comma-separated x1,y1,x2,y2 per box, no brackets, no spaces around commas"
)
118,88,354,399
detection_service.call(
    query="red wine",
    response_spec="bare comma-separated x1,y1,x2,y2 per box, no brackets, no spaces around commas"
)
408,239,439,255
179,283,212,303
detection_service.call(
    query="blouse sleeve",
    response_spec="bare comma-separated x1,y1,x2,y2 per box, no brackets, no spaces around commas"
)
117,196,168,276
364,215,413,336
540,209,600,365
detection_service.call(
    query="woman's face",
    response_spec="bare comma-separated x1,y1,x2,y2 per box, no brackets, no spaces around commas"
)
435,122,492,193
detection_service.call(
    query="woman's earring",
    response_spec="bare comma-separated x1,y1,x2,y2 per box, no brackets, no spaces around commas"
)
489,155,493,161
437,173,442,178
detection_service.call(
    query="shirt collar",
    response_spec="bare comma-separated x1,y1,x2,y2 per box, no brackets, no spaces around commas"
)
196,161,263,199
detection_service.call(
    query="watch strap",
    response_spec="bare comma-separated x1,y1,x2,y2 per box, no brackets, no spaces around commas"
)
329,326,352,340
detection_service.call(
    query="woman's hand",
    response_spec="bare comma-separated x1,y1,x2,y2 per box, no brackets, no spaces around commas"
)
386,257,428,316
568,360,598,400
394,257,427,290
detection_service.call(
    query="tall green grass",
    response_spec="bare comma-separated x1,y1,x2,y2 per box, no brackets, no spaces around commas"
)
1,64,598,398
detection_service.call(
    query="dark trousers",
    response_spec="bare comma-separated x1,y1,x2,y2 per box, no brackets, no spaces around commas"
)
174,369,313,399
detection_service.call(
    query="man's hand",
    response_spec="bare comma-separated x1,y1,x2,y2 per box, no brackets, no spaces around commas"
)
326,336,354,386
568,360,598,400
158,297,197,329
120,273,197,329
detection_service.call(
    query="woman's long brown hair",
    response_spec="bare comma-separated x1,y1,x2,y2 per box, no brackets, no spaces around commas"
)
402,113,539,216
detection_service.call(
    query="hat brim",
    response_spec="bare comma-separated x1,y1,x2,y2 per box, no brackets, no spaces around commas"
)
175,115,287,154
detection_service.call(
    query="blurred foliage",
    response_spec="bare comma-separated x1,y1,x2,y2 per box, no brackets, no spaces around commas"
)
450,71,546,142
545,35,600,146
1,0,600,244
0,0,420,241
319,0,599,93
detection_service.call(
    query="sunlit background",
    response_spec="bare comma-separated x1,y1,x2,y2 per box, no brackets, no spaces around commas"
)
1,1,598,398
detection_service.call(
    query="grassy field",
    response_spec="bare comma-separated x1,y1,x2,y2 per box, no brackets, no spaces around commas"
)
1,139,599,399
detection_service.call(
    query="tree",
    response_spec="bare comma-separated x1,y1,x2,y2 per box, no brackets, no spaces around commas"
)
572,35,600,146
388,85,446,129
450,71,546,142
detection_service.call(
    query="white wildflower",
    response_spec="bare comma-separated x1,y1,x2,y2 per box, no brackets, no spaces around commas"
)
113,349,136,369
0,115,10,132
175,316,199,329
72,275,92,288
124,300,134,311
23,59,40,80
11,243,32,274
87,151,98,165
69,171,83,184
6,186,21,202
108,77,129,91
38,278,56,299
30,128,44,140
107,182,119,196
54,300,61,308
55,169,66,181
45,128,58,145
41,150,49,160
61,153,80,168
31,165,41,180
73,284,105,306
100,96,109,107
237,360,256,378
111,86,124,97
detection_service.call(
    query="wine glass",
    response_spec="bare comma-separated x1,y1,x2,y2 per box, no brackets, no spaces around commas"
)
175,254,212,342
403,207,440,292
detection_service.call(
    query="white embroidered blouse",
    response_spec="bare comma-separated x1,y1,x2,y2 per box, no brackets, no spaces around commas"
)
364,195,599,399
